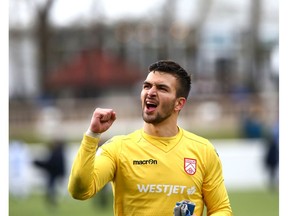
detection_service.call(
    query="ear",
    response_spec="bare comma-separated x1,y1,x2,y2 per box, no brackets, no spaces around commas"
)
175,97,186,111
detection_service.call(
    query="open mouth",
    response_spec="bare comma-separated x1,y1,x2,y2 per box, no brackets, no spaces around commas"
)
145,101,158,112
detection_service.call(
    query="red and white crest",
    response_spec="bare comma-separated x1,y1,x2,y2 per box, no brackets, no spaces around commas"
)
184,158,197,175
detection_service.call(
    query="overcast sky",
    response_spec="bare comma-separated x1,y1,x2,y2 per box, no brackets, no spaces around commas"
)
9,0,166,27
9,0,201,27
9,0,278,28
51,0,166,25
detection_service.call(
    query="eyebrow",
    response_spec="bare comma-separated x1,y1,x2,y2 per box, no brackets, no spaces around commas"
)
143,81,170,89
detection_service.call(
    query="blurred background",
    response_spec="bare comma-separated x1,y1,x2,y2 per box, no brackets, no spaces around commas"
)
9,0,279,215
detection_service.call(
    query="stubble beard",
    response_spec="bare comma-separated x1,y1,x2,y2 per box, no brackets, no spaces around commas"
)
142,103,174,124
142,112,171,124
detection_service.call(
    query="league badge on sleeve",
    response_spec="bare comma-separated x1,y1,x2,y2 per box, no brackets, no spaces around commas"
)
184,158,197,175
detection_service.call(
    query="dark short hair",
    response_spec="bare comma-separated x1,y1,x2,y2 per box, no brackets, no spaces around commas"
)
148,60,191,99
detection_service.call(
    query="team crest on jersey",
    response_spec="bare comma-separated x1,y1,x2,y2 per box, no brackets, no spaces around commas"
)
184,158,197,175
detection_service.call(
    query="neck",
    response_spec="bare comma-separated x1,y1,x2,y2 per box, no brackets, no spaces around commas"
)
143,121,179,137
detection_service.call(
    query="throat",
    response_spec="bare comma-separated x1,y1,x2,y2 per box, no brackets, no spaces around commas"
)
143,124,179,137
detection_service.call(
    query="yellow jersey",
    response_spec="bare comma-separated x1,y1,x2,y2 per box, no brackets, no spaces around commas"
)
68,127,232,216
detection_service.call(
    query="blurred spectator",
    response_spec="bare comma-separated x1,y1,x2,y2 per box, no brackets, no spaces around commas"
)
9,140,31,198
264,121,279,191
240,107,263,138
33,139,66,206
92,184,110,210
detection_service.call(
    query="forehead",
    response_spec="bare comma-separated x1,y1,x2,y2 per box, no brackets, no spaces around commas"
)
145,71,178,85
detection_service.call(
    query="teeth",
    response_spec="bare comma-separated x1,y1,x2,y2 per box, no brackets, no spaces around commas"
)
146,101,156,106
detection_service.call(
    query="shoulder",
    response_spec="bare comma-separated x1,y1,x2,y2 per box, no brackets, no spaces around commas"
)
98,130,142,157
101,130,142,147
181,128,217,153
181,128,211,146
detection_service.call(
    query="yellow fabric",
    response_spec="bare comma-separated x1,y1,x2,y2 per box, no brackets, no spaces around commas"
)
68,127,232,216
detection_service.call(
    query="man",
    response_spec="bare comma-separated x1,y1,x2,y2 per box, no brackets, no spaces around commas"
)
34,139,66,206
68,60,232,216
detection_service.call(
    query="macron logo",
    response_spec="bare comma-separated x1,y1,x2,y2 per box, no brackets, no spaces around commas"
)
133,159,157,165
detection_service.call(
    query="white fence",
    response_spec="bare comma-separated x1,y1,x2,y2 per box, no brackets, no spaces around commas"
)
9,139,273,198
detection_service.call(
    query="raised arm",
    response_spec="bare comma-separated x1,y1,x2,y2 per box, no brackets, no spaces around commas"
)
68,108,116,200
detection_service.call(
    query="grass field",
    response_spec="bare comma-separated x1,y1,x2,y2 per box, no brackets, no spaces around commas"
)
9,189,279,216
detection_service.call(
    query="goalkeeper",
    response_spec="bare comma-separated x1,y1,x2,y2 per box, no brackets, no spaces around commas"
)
68,60,232,216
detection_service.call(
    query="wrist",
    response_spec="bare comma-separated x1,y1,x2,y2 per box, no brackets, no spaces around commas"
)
85,128,101,138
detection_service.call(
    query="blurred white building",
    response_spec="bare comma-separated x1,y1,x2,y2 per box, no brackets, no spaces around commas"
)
9,0,278,99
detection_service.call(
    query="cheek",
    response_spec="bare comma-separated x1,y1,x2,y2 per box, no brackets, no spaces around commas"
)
140,90,146,103
160,97,176,109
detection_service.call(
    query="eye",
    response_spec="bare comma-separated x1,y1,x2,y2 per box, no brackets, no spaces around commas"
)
158,85,168,92
143,83,151,89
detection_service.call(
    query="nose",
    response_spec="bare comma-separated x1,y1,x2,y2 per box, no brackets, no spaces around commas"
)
147,85,157,96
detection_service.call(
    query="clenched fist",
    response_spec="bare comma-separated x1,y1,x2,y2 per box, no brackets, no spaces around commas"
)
88,108,116,134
